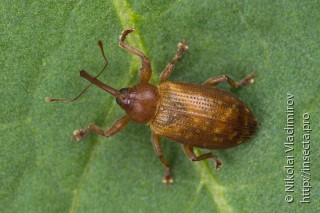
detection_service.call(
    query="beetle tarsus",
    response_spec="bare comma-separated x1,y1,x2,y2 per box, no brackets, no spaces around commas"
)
240,72,256,86
214,158,222,170
178,40,188,53
71,128,89,142
120,28,135,42
162,175,173,186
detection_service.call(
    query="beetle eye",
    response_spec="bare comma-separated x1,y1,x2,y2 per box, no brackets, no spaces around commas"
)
119,88,128,94
116,88,128,105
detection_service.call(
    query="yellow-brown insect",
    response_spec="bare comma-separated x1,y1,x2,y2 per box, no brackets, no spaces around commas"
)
47,28,257,185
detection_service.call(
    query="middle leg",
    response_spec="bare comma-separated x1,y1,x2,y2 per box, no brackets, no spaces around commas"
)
159,41,188,83
151,133,173,185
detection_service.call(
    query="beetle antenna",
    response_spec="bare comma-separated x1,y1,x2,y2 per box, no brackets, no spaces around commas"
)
46,40,110,103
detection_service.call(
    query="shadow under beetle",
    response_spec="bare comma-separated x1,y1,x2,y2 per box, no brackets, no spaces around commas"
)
47,28,257,185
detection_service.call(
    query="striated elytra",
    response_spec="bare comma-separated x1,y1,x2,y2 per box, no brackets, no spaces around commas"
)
47,29,257,185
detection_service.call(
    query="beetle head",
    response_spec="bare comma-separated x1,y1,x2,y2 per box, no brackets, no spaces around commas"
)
115,83,159,124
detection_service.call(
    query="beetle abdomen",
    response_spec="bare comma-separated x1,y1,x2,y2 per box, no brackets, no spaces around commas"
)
150,81,257,149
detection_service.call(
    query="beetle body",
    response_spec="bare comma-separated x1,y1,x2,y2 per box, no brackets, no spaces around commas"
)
47,29,257,185
151,81,257,149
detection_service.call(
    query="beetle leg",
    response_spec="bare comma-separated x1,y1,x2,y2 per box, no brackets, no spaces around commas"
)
160,40,188,83
71,115,130,141
119,28,152,83
183,145,222,169
203,72,255,89
151,133,173,185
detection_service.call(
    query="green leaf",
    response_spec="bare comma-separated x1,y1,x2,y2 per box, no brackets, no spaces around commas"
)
1,1,319,212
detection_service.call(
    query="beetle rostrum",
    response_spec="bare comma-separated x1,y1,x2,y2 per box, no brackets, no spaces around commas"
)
46,28,257,185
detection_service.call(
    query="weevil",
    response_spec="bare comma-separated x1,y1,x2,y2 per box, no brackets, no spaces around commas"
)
47,28,257,184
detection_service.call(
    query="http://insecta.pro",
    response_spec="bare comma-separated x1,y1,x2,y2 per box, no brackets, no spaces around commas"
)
46,28,258,185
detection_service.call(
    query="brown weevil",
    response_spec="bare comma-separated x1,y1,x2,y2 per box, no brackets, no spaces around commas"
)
47,28,257,185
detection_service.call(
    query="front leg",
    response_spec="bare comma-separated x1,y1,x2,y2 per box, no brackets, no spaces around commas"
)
119,29,152,83
160,41,188,83
72,115,130,141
